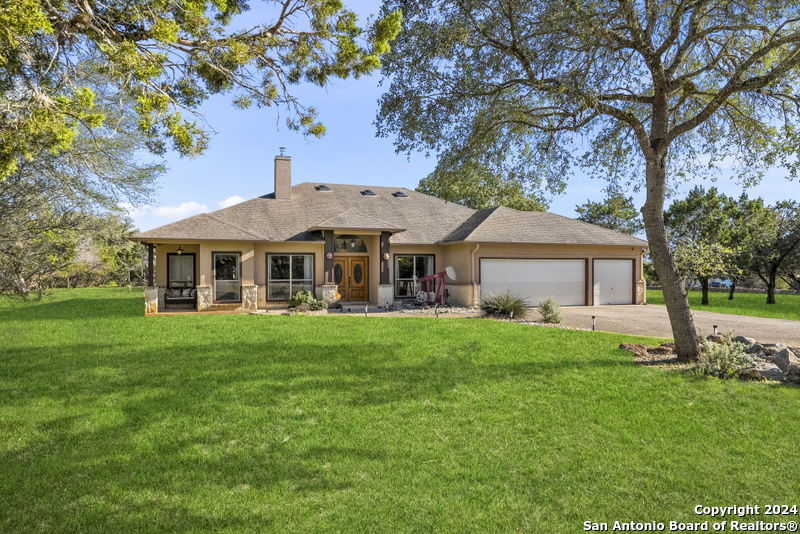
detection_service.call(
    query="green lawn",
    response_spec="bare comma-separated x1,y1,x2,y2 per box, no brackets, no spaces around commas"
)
647,288,800,321
1,288,799,532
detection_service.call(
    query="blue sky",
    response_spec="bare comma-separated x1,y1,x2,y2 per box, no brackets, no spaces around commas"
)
125,2,800,232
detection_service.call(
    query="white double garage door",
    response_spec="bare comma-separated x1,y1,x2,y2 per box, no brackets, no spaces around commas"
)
480,258,634,306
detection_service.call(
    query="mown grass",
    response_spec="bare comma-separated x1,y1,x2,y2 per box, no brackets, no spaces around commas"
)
647,288,800,321
1,288,798,532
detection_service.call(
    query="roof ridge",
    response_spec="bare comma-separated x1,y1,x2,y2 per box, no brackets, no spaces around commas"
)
543,210,646,240
460,206,502,242
440,206,500,243
203,212,265,240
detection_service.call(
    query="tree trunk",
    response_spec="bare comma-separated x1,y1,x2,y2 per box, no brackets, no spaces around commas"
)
642,156,700,362
700,277,709,305
766,268,777,304
728,278,736,300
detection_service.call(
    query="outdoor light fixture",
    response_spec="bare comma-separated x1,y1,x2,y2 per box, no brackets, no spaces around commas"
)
176,245,184,255
349,239,357,249
326,252,333,260
382,252,390,261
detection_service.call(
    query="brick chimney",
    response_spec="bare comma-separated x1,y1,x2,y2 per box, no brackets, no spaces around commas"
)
274,147,291,200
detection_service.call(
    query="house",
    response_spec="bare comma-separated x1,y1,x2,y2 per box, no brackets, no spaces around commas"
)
132,153,648,313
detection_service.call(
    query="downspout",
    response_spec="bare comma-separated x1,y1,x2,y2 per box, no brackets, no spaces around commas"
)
470,243,480,307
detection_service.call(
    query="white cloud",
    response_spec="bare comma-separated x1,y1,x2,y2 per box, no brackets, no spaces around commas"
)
152,201,209,217
117,202,149,219
118,201,209,230
218,195,245,208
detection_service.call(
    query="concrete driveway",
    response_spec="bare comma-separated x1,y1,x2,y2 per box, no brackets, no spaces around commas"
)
559,305,800,346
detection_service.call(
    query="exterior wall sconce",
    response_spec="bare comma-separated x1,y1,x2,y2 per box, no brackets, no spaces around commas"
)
382,252,390,261
326,252,333,260
176,245,184,255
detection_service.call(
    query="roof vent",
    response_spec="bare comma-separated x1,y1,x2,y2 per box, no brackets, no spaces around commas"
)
315,184,332,192
360,189,378,196
392,191,408,198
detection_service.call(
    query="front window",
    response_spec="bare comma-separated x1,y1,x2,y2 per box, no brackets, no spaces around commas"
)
268,254,314,300
395,255,434,297
168,254,194,288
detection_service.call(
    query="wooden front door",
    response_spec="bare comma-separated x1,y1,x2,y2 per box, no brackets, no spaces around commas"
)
334,257,369,301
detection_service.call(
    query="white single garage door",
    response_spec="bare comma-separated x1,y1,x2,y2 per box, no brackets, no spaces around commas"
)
480,259,586,306
593,259,633,305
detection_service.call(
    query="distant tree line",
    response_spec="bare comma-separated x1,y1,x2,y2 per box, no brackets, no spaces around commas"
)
572,187,800,306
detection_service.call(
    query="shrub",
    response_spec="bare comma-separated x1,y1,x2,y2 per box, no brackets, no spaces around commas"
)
288,290,328,311
538,297,561,324
696,335,755,379
480,291,528,319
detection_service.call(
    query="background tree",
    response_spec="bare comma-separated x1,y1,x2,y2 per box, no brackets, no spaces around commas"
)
726,195,774,300
1,0,402,179
377,0,800,361
57,214,144,288
664,187,739,305
748,201,800,304
0,110,161,296
417,159,546,211
575,190,644,235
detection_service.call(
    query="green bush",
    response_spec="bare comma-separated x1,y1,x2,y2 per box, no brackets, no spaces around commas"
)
480,291,528,319
696,335,755,379
538,297,561,324
288,291,328,311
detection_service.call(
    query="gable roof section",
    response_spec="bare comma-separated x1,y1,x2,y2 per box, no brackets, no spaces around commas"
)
441,206,648,246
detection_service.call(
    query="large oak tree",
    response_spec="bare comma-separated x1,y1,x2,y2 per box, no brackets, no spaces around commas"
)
377,0,800,361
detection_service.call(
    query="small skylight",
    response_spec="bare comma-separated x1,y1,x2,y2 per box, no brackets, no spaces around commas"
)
360,189,378,196
315,184,332,192
392,191,408,198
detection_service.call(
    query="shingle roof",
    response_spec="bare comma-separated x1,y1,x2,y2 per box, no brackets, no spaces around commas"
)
134,183,473,244
133,183,648,247
441,206,648,246
310,209,405,233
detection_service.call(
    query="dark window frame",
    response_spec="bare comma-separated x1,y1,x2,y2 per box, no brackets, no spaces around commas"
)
266,252,316,302
393,253,435,298
212,251,242,303
166,252,196,289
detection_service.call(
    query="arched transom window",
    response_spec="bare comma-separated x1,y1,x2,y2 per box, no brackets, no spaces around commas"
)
334,235,367,253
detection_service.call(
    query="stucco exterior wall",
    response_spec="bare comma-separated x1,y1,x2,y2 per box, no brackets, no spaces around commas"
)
148,239,645,310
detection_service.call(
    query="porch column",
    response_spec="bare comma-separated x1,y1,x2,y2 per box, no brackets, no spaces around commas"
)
144,242,158,314
324,230,335,283
378,231,393,306
146,243,155,286
379,232,391,284
320,230,338,303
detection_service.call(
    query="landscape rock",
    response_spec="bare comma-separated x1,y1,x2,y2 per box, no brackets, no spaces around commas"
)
786,363,800,383
732,335,756,346
741,361,784,381
745,343,764,355
705,334,726,344
772,348,800,373
760,343,786,357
